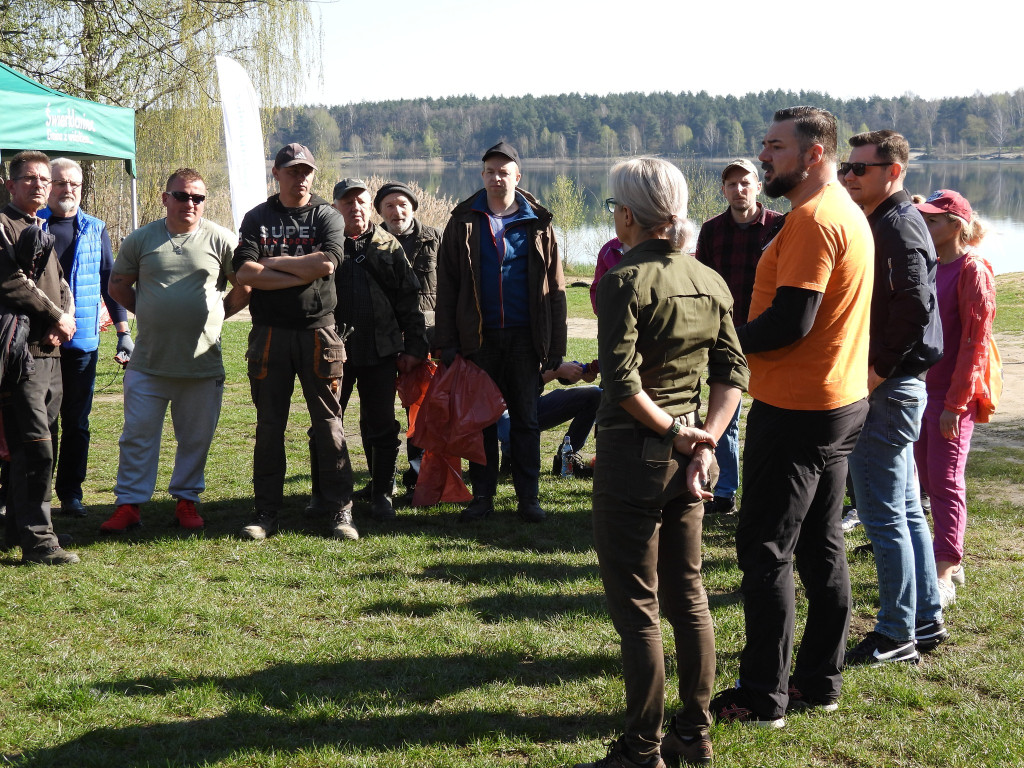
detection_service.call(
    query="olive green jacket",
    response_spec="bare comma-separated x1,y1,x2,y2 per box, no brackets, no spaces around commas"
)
595,238,749,427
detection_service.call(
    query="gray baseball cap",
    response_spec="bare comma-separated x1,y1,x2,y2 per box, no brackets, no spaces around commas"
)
721,158,759,182
333,178,369,201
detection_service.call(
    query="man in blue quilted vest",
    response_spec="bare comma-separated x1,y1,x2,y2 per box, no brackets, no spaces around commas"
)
39,158,133,517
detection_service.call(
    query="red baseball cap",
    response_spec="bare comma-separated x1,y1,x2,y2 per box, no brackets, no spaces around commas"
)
915,189,973,222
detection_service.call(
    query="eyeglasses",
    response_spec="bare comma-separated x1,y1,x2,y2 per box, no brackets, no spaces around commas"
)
838,162,892,177
168,190,206,204
604,197,617,214
53,180,83,189
14,175,51,186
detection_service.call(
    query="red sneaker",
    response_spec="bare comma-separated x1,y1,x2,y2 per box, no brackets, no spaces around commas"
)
100,504,142,534
174,499,204,529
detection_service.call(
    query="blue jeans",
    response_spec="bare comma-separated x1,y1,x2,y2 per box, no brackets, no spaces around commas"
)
497,385,602,454
713,400,741,499
848,376,942,642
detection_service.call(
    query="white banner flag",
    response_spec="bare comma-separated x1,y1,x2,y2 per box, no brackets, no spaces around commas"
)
216,56,267,234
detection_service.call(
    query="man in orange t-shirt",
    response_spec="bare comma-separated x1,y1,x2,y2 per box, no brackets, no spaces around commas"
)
709,107,873,728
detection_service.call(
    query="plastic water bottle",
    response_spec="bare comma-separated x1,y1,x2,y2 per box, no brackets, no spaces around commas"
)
560,436,574,478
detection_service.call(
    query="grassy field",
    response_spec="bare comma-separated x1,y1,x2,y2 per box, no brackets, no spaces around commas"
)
0,282,1021,767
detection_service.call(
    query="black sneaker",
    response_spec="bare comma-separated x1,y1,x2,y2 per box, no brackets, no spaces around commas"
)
845,631,920,666
660,716,712,766
573,737,666,768
915,618,949,652
58,498,89,517
704,495,736,515
517,497,546,523
709,686,785,728
786,680,838,713
460,495,494,522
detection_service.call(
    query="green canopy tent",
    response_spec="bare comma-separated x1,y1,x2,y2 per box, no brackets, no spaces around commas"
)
0,62,138,228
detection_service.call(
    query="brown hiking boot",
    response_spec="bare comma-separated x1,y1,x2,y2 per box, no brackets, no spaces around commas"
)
574,737,666,768
661,717,712,766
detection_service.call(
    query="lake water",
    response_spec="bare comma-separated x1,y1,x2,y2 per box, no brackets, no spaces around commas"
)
343,160,1022,275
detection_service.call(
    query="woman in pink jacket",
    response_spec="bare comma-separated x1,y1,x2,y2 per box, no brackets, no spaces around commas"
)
914,189,996,608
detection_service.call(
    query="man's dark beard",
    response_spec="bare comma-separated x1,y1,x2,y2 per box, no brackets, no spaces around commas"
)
763,165,808,198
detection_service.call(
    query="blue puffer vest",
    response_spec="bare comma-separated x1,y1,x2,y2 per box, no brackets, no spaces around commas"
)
40,208,104,353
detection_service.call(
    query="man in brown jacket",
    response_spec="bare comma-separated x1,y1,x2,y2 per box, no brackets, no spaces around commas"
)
0,150,79,564
435,142,567,524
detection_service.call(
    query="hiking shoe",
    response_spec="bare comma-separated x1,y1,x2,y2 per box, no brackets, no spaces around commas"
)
370,494,396,521
304,494,327,517
661,717,712,766
845,631,920,666
459,495,494,522
331,506,360,540
915,618,949,652
240,511,278,540
786,680,838,713
710,686,784,728
573,737,666,768
517,497,547,523
174,499,204,529
22,546,80,565
937,578,956,608
704,495,736,515
951,564,966,586
58,498,89,518
100,504,142,534
841,507,861,532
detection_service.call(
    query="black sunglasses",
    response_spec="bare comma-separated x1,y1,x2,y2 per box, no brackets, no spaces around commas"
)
838,162,892,177
168,190,206,204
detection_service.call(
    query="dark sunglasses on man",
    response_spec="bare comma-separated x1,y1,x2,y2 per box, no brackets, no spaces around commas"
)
838,161,892,177
168,190,206,204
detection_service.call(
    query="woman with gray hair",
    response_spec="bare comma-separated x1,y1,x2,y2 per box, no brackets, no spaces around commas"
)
577,157,748,768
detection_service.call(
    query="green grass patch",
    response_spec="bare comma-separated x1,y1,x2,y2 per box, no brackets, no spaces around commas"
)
1,286,1022,767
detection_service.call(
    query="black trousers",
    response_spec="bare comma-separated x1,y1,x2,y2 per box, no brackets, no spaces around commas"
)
3,357,62,552
467,328,541,501
735,398,868,718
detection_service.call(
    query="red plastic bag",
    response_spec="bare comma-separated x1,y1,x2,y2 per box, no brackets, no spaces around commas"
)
396,358,437,439
413,355,505,464
411,450,473,506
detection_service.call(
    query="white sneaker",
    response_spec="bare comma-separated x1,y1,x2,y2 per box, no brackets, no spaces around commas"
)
841,508,861,532
951,564,966,586
937,578,957,608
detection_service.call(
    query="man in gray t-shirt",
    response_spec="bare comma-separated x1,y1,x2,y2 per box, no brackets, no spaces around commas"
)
100,168,250,534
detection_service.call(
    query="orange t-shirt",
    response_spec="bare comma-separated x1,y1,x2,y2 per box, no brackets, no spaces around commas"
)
746,182,873,410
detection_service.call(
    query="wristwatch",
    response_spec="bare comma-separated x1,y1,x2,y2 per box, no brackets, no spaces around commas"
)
662,416,683,445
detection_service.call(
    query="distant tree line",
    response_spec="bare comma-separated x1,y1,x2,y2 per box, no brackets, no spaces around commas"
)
271,89,1024,162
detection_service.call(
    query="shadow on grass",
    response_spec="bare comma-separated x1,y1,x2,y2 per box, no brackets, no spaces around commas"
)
15,653,623,767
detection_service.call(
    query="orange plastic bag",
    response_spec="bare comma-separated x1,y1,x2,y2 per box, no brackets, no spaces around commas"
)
396,358,437,439
411,450,473,506
412,355,505,465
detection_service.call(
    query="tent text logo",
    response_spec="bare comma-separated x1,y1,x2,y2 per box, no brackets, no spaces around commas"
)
45,103,96,146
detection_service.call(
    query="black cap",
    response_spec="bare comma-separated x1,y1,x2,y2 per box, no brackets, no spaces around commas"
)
373,182,419,213
482,141,521,168
332,178,369,201
274,143,317,170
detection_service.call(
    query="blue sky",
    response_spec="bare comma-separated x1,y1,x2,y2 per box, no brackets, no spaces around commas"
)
301,0,1024,105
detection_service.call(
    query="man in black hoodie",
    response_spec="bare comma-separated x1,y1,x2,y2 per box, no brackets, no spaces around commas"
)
232,144,355,541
